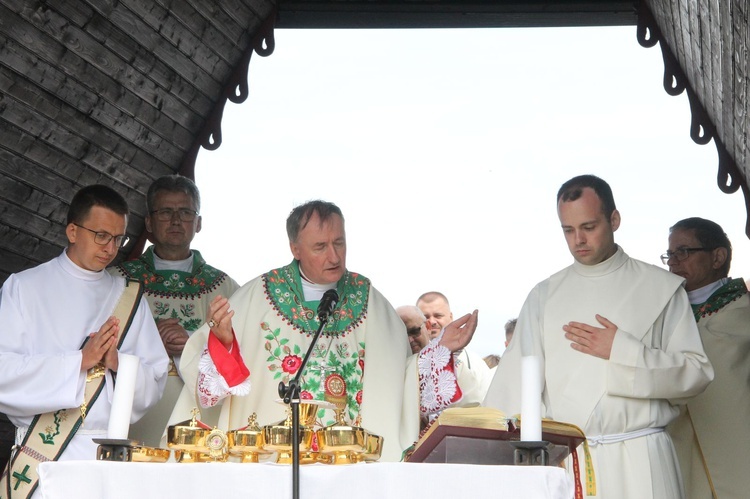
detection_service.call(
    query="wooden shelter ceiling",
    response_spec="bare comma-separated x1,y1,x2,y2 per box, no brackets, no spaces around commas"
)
0,0,748,284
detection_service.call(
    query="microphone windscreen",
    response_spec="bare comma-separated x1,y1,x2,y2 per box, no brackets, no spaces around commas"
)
317,289,339,320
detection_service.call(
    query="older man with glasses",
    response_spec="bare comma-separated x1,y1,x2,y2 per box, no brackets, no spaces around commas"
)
110,175,239,447
663,217,750,499
396,305,431,355
0,185,168,498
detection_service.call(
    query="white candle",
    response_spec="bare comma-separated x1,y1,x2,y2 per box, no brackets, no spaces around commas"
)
521,355,542,442
107,353,140,440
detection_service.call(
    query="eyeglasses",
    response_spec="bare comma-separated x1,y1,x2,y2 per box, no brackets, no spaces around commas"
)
660,247,713,265
74,224,130,248
406,322,427,337
150,208,199,222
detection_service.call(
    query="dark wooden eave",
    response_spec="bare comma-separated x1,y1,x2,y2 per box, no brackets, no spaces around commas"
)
275,1,637,28
641,0,750,237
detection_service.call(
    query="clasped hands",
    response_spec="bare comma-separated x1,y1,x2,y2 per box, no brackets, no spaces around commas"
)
81,316,120,373
156,318,190,357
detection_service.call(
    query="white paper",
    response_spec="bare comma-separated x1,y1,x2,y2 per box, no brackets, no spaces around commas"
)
107,353,140,439
521,355,542,441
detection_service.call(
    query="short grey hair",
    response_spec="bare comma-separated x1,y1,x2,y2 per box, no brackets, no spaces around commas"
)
146,175,201,213
286,200,344,243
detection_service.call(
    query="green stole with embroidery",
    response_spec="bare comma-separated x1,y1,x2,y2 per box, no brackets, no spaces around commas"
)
692,278,748,322
263,261,369,423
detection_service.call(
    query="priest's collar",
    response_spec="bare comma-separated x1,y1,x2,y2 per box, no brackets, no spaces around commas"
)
299,265,337,301
687,277,730,305
60,249,107,281
152,249,194,273
571,245,627,277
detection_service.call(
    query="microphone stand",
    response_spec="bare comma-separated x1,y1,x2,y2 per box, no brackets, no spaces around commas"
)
278,311,332,499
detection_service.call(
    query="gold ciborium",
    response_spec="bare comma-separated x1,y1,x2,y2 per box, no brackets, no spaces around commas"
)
168,408,228,462
227,413,271,463
316,408,382,464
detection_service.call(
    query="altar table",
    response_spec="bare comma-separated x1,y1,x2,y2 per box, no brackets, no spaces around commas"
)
38,461,574,499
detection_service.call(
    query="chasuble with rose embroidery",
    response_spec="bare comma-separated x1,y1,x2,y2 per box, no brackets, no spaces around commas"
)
169,261,460,462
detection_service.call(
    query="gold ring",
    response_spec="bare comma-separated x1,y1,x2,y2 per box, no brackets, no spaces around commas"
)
208,319,217,328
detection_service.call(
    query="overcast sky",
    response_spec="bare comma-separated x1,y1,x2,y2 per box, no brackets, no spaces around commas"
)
190,26,750,357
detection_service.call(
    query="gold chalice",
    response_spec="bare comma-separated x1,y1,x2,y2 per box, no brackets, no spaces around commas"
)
262,400,332,464
296,400,336,464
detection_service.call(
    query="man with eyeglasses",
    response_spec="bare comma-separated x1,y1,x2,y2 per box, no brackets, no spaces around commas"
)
485,175,713,499
396,305,431,354
109,175,239,447
0,185,168,498
663,217,750,499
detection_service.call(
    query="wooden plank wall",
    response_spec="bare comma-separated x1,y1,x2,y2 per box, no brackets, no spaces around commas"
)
3,0,749,285
0,0,275,283
645,0,749,189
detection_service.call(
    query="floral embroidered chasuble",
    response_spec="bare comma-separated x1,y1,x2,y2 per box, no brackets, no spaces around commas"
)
171,261,459,461
263,263,370,425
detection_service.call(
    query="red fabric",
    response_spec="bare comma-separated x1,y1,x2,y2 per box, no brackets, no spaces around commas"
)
207,330,250,387
444,355,462,404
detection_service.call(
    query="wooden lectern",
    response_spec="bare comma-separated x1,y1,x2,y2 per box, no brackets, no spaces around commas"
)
405,407,586,467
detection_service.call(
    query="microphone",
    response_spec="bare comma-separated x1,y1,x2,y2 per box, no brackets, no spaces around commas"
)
317,289,339,322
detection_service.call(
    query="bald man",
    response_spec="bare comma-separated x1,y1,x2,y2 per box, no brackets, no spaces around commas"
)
417,291,492,406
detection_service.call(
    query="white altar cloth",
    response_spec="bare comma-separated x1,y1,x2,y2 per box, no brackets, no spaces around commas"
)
38,461,573,499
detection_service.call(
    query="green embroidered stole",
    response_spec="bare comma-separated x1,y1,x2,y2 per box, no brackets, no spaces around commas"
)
118,247,232,306
0,279,142,499
263,261,369,424
692,278,748,322
264,261,368,335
